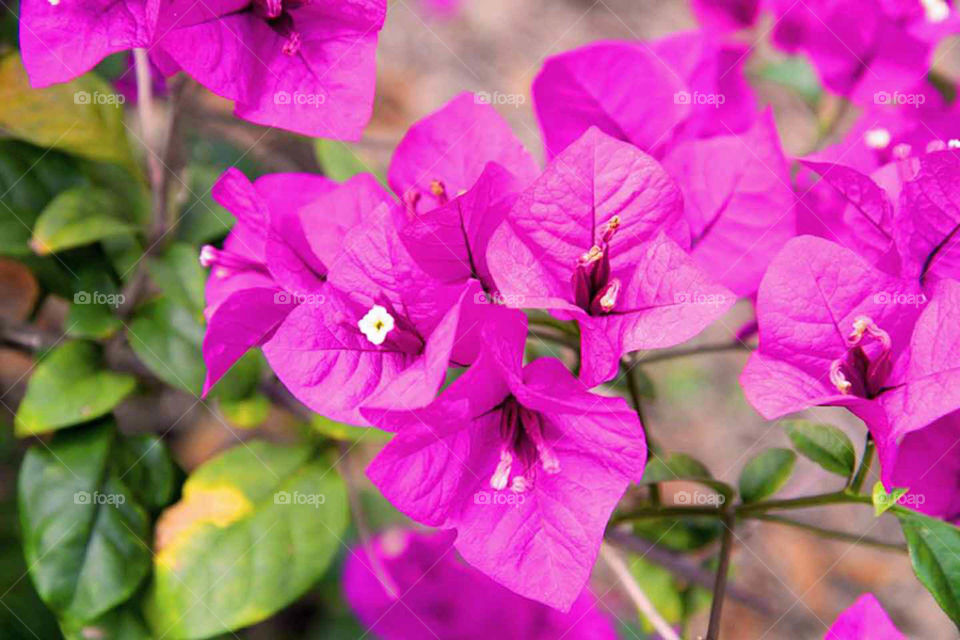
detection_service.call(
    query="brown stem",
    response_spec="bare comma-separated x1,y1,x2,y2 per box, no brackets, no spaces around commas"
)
706,511,735,640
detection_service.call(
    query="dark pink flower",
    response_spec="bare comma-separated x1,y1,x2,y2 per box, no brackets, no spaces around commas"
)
20,0,386,138
487,127,733,386
533,30,757,159
768,0,958,104
824,593,905,640
362,317,647,609
742,236,960,520
342,528,617,639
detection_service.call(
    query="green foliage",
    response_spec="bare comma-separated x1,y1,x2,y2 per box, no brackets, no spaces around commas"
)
0,53,135,169
147,243,207,316
18,420,152,623
739,448,796,503
315,138,384,184
127,297,205,394
30,186,135,254
643,452,734,501
897,509,960,630
15,341,136,436
872,481,909,517
143,440,349,639
783,420,856,478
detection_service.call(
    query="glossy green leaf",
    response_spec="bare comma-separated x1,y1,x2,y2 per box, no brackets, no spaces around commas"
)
143,441,349,639
116,434,182,513
15,342,136,436
0,141,83,257
18,420,152,622
0,54,134,168
60,603,153,640
739,448,796,503
783,420,856,477
30,186,135,255
66,268,123,339
631,516,722,552
147,243,207,316
896,509,960,629
127,298,205,395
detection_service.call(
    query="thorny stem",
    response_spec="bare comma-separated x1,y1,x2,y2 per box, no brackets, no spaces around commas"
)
705,510,735,640
849,434,875,494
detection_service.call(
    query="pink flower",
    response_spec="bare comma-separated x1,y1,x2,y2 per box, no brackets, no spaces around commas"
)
362,317,647,609
487,127,733,386
343,528,617,639
825,593,905,639
19,0,386,138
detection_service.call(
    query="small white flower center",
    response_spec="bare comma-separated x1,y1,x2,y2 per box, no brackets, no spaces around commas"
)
864,128,891,150
47,0,60,5
358,305,395,346
949,139,960,149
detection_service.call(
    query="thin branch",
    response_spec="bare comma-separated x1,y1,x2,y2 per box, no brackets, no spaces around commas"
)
848,434,875,494
705,511,735,640
604,529,773,616
751,514,905,552
599,543,681,640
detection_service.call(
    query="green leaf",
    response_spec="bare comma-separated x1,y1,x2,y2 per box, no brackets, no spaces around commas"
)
15,342,137,436
143,440,349,639
0,141,83,257
311,415,392,443
783,420,856,477
315,139,383,184
127,298,205,395
642,452,733,500
147,243,206,316
896,509,960,629
739,448,796,503
628,556,684,632
116,434,182,513
30,186,135,255
219,393,272,429
0,54,134,168
207,350,264,402
872,481,909,516
66,268,123,339
18,420,152,622
60,602,153,640
631,517,722,552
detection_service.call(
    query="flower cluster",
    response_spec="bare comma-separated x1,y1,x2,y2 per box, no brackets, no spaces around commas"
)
19,0,386,138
